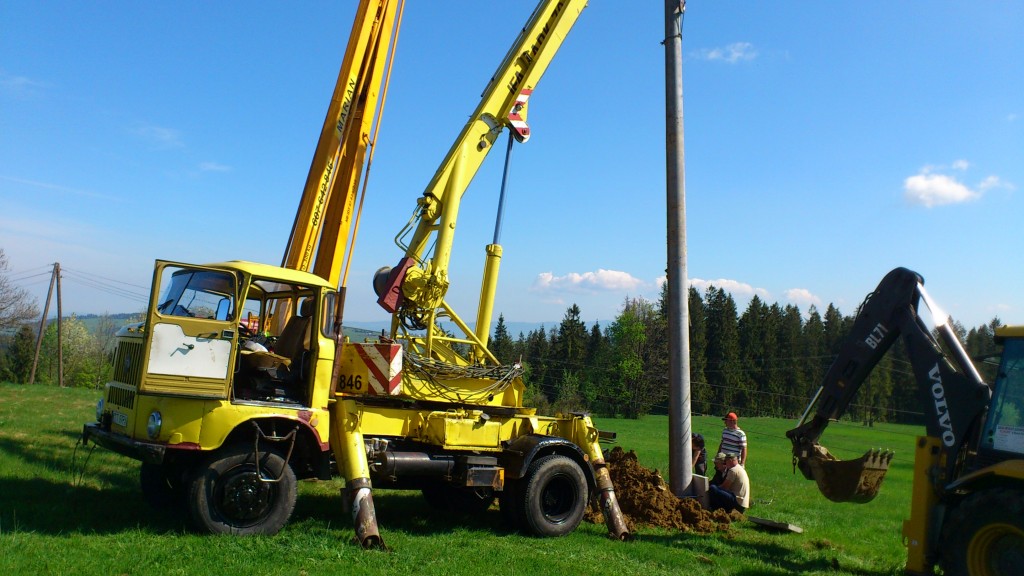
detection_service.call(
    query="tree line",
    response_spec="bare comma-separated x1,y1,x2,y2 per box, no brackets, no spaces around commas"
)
0,241,1003,424
488,283,1003,426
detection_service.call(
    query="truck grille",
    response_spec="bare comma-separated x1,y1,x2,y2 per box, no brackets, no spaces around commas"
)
113,337,144,386
106,382,136,410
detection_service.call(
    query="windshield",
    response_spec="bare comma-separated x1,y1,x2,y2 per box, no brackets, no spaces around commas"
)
156,267,236,321
982,338,1024,455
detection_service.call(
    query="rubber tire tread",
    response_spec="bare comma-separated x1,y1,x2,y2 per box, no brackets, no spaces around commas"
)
519,454,588,538
939,488,1024,576
188,444,297,535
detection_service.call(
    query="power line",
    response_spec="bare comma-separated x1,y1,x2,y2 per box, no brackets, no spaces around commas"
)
60,269,148,304
61,266,149,291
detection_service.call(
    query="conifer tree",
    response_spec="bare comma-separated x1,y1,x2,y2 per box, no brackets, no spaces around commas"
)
550,304,589,412
703,286,742,415
687,286,710,414
7,324,37,383
776,304,806,415
582,321,611,409
490,314,514,364
801,305,827,399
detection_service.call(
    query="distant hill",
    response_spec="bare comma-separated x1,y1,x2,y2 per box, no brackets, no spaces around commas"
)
343,319,611,339
33,314,610,340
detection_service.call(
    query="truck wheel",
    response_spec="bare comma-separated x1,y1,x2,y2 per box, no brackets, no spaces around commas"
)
519,454,588,537
188,444,297,535
940,489,1024,576
140,462,185,510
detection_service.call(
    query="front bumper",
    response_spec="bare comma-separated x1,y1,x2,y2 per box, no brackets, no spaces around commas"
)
82,422,166,464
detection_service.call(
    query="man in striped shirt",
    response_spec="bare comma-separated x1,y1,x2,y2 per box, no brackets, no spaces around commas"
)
716,412,747,466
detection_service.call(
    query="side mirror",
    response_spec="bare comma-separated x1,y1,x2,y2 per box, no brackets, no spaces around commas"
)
216,298,231,321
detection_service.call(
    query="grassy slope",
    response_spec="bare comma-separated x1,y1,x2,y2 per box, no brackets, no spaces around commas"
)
0,383,916,575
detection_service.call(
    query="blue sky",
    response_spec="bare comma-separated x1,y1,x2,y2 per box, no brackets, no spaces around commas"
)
2,2,1021,330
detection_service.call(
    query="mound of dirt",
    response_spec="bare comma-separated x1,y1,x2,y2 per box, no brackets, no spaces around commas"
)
586,446,741,534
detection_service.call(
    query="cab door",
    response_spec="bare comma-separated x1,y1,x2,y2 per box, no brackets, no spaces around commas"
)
141,261,242,398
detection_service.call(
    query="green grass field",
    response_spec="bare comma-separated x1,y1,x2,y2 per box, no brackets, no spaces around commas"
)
0,382,919,575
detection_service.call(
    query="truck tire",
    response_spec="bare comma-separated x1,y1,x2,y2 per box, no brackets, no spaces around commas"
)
519,454,588,537
140,462,185,511
187,444,297,535
940,488,1024,576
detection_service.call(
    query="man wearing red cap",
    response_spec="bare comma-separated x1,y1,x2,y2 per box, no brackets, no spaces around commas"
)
716,412,747,466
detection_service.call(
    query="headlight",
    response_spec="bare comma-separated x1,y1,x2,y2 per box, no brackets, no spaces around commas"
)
95,398,104,422
147,411,163,439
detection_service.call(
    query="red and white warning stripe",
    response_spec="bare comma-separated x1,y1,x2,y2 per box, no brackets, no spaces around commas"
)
354,343,403,395
508,88,532,143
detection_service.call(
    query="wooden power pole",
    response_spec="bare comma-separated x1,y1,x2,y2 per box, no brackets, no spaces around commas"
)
29,262,62,386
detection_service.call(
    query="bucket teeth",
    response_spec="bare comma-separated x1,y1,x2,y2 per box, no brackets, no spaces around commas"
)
863,449,895,469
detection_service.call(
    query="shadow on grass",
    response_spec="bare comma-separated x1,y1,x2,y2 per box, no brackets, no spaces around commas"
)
1,463,508,539
291,489,513,538
0,431,139,492
640,529,894,576
0,476,188,534
0,430,187,535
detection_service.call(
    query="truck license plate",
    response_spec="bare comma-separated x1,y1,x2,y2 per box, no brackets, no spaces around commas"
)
112,411,128,427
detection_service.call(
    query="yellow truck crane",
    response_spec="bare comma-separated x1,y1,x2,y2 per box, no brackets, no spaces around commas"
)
787,268,1024,575
82,0,630,547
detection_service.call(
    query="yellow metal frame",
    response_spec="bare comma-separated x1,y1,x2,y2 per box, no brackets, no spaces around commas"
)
902,436,943,575
284,0,403,288
389,0,588,368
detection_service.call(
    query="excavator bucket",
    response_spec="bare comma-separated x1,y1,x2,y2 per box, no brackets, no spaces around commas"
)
798,444,894,503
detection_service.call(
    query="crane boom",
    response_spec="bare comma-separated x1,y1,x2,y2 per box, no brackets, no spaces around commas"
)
375,0,588,365
283,0,402,288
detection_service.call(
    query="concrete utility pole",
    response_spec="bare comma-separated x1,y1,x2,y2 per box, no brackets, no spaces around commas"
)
664,0,693,498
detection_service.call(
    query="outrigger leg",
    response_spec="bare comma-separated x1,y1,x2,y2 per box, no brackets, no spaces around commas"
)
333,399,385,549
572,416,630,540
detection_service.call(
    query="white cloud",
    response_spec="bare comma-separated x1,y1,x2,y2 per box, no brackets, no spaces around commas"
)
132,123,184,148
689,277,769,299
532,269,646,293
199,161,231,172
692,42,757,64
978,175,1014,192
904,171,980,208
785,288,822,308
0,71,46,98
0,175,117,201
951,159,970,171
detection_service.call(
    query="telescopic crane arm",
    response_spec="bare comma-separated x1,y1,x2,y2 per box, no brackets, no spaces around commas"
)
374,0,588,365
283,0,403,289
787,267,991,502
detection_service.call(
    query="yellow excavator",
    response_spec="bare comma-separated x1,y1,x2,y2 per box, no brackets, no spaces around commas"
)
787,267,1024,575
83,0,631,547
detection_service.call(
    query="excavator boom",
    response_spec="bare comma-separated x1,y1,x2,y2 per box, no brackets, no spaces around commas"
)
787,267,991,503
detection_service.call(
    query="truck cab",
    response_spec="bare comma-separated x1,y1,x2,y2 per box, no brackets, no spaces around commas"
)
86,261,339,530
